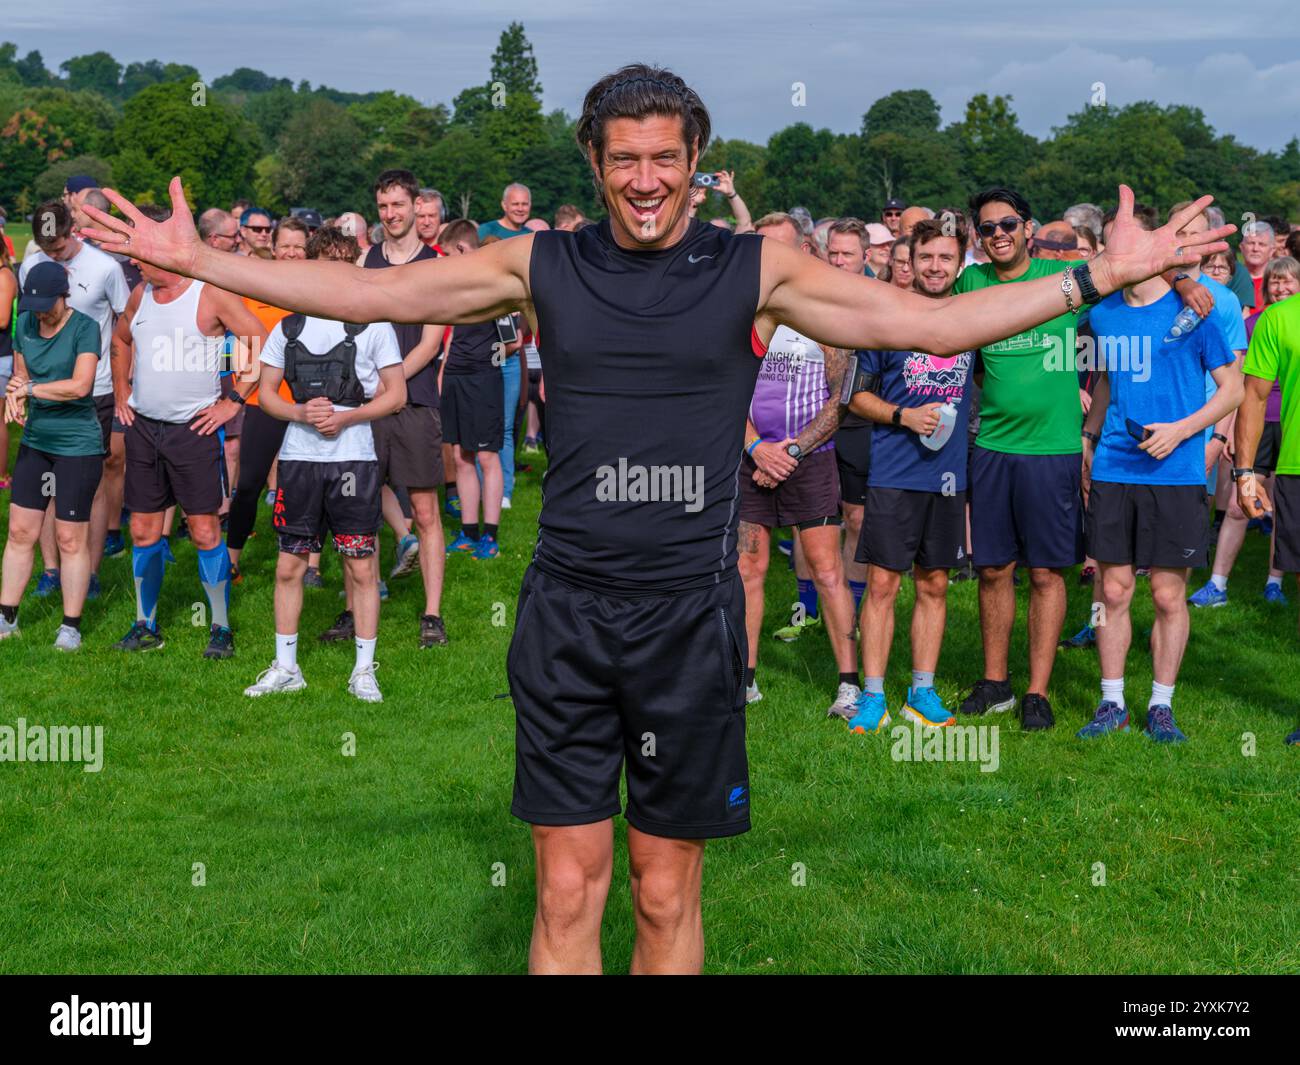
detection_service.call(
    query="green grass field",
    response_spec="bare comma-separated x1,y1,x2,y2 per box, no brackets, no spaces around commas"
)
6,222,31,261
0,432,1297,974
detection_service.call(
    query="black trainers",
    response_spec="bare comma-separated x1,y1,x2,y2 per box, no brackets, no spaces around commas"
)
419,614,448,648
958,679,1015,716
203,624,235,659
319,609,355,643
1021,692,1056,731
114,621,165,653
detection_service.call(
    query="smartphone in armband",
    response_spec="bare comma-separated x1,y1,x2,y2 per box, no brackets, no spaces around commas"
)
495,315,519,346
840,362,881,405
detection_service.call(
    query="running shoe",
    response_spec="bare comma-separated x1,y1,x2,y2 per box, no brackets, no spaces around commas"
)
53,624,82,652
348,663,383,703
444,495,462,520
903,686,955,727
1144,704,1187,744
847,690,891,734
302,566,324,589
949,561,976,583
1078,565,1097,586
244,661,307,697
1258,514,1274,537
776,539,794,558
419,614,448,648
826,682,861,721
203,624,235,660
1285,728,1300,747
1136,566,1151,578
319,610,355,643
958,678,1015,716
33,569,60,598
114,621,164,652
87,573,101,600
472,535,499,560
745,682,763,705
772,613,822,642
175,518,190,541
379,580,389,601
1187,581,1227,608
522,438,540,455
161,538,176,566
390,533,421,579
0,613,19,640
1263,583,1288,606
501,497,512,510
1020,693,1056,731
446,531,478,554
231,563,244,586
264,489,276,508
103,530,126,558
1059,623,1097,650
1076,700,1129,738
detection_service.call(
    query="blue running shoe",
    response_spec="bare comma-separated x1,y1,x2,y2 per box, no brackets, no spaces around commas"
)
389,533,421,579
378,580,389,602
1144,704,1187,744
444,495,462,520
1058,623,1097,650
847,690,891,734
1263,583,1288,606
1076,700,1130,738
87,573,101,601
1286,728,1300,746
472,535,499,560
161,537,176,566
103,530,126,558
264,489,276,508
903,686,955,727
1187,581,1227,608
776,539,793,558
33,569,60,598
446,531,477,554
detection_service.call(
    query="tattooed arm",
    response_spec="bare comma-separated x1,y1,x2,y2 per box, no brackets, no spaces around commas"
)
793,345,851,454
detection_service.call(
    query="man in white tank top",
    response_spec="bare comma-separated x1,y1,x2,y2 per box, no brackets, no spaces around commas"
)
109,204,267,659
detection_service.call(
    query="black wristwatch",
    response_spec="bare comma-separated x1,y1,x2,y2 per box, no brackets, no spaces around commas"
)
228,389,247,406
1230,467,1256,482
1071,263,1102,305
891,405,903,427
1211,432,1227,444
785,442,804,463
1082,429,1099,444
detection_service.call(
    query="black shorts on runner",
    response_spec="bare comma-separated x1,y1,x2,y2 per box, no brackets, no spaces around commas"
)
508,565,751,839
124,413,226,516
834,423,872,506
1254,421,1283,474
373,404,445,490
739,449,840,528
11,445,103,522
856,485,967,571
970,446,1083,568
1084,481,1209,569
93,394,121,453
1272,474,1300,573
273,459,381,556
441,372,504,452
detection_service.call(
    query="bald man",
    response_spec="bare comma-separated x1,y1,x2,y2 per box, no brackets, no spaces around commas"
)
1032,221,1084,261
899,206,932,238
478,183,532,242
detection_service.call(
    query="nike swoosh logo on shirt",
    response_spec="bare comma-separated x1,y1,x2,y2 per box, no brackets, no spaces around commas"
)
687,253,715,263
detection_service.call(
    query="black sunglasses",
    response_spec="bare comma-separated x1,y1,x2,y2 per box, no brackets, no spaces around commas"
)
242,224,272,234
977,217,1023,238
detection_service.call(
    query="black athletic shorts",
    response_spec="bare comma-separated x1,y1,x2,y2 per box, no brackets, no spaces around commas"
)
373,404,445,490
93,394,122,453
739,448,840,528
970,446,1084,568
11,445,103,522
273,459,382,556
857,485,968,571
1272,474,1300,573
124,413,226,515
1255,421,1283,474
1085,481,1209,569
508,565,751,839
441,372,504,452
834,423,872,506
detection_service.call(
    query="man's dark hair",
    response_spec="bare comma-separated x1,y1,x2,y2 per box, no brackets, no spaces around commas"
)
575,64,711,198
374,168,419,203
33,200,73,247
439,219,480,249
306,225,359,262
1101,203,1158,233
1286,230,1300,261
911,216,968,259
138,204,171,224
1261,214,1290,237
969,186,1032,223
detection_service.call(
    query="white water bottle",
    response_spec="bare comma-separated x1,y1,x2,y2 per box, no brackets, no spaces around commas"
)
921,402,958,451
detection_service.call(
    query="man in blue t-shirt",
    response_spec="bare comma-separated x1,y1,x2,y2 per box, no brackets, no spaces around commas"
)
1077,209,1242,744
842,219,975,734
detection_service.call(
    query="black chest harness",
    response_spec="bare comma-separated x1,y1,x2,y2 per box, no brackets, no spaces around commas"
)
282,314,368,406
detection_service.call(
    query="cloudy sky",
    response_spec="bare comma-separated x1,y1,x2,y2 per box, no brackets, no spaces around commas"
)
11,0,1300,151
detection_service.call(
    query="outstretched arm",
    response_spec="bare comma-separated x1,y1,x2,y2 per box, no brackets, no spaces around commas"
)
756,186,1234,356
81,178,533,327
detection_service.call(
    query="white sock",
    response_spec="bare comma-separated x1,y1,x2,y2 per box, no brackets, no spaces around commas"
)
1266,575,1283,590
275,632,298,671
1209,573,1228,591
1150,681,1175,709
1100,677,1125,709
354,636,376,671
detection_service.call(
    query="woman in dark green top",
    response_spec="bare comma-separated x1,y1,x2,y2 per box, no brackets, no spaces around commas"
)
0,260,103,651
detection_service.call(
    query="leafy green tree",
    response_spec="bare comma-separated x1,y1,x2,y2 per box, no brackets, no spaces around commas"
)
34,154,114,201
212,68,292,94
949,94,1038,193
697,136,767,223
16,49,52,87
862,89,943,140
271,98,370,215
424,126,509,220
121,60,200,98
59,51,122,97
22,88,118,156
0,107,67,205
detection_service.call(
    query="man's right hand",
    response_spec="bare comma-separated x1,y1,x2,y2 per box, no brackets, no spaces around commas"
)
79,176,201,276
753,438,797,481
115,397,135,428
302,396,335,428
901,402,943,436
1236,472,1272,519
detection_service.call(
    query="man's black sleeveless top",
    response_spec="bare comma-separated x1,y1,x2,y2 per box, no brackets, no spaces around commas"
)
528,218,764,595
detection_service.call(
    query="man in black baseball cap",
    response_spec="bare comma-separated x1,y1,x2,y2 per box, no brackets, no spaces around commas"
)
882,198,906,237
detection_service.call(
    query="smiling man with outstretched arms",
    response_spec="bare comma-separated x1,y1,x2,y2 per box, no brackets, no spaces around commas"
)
83,64,1232,976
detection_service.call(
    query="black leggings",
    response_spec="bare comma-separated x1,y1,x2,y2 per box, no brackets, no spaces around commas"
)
226,405,288,550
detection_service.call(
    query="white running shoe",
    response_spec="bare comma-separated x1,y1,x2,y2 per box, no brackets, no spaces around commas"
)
0,613,19,640
53,624,82,652
746,682,763,705
501,496,512,510
348,662,383,703
827,681,861,721
244,661,307,697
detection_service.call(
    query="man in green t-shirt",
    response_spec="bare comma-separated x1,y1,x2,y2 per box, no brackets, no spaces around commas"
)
477,183,533,242
1233,291,1300,746
0,261,104,652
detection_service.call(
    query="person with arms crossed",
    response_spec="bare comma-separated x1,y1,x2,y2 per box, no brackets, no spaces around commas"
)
84,63,1232,974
